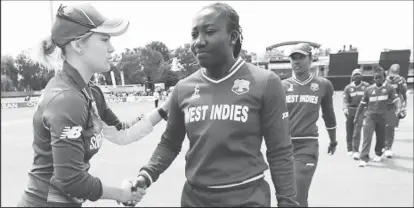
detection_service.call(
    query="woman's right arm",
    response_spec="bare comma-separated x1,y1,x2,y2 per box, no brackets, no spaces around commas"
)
137,84,187,187
102,93,173,146
44,91,142,202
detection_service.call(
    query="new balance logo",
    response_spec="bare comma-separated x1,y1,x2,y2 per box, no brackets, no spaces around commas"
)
60,126,83,139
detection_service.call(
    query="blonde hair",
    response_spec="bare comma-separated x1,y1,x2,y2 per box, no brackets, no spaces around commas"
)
35,36,65,71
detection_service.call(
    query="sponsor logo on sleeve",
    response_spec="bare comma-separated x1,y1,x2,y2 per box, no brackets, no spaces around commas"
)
60,126,83,139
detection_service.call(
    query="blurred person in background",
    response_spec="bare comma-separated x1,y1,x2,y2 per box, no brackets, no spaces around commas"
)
384,63,408,158
342,69,369,160
354,67,401,167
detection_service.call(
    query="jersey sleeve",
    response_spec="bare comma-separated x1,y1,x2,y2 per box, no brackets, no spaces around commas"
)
261,73,297,207
43,91,103,201
342,85,350,109
388,86,399,103
321,79,337,129
398,77,408,102
361,88,369,104
140,83,186,185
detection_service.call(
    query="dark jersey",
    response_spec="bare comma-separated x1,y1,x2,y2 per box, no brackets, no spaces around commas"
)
343,81,370,115
282,76,337,139
141,57,297,206
25,62,123,204
360,83,398,115
343,81,370,108
386,75,407,103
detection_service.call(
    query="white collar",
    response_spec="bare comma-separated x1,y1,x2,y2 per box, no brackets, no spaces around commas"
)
292,71,314,85
201,57,245,84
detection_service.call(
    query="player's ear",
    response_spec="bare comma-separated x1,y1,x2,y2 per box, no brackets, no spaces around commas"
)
230,30,239,46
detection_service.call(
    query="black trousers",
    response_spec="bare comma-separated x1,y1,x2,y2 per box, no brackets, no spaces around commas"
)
385,107,398,150
360,114,386,162
346,113,363,153
181,178,271,207
292,139,319,207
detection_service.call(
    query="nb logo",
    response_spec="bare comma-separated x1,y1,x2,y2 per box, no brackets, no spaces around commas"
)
60,126,83,139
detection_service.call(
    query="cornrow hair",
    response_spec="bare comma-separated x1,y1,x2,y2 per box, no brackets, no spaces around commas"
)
204,2,243,58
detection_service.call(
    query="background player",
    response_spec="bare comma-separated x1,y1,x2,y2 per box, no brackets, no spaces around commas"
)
342,69,370,159
129,2,298,207
384,63,408,158
282,43,337,207
354,67,401,167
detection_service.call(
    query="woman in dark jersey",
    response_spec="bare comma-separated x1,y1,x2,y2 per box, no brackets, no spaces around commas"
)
18,3,170,207
129,2,298,207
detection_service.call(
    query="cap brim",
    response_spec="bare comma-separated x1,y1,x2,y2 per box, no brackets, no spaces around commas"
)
289,49,308,57
91,19,129,36
352,72,362,76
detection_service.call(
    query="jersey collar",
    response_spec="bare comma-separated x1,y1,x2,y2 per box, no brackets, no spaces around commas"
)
351,81,362,87
201,57,245,84
292,72,314,85
373,82,386,89
62,61,87,90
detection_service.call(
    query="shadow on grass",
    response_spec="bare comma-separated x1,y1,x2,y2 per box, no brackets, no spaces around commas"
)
367,157,413,174
394,138,413,144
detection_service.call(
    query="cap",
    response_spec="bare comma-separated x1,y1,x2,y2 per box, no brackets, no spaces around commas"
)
351,68,363,77
51,3,129,47
289,43,313,57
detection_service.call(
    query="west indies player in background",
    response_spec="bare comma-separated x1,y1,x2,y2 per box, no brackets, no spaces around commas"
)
384,64,408,158
282,43,337,207
354,67,401,167
342,69,370,160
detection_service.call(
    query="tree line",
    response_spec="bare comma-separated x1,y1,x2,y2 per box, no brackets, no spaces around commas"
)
1,41,252,92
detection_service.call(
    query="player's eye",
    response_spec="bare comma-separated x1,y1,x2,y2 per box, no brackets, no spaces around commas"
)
191,32,198,39
205,30,216,35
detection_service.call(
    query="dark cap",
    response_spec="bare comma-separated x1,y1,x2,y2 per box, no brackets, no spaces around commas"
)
52,3,129,47
288,43,313,57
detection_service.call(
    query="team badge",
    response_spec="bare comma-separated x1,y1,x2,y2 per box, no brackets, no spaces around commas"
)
372,90,376,95
287,84,294,92
231,79,250,95
382,88,387,93
349,88,354,92
310,83,319,91
191,84,200,99
362,86,365,90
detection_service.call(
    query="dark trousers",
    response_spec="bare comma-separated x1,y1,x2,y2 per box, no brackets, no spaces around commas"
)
154,99,159,108
360,114,386,162
385,108,398,150
181,178,271,207
292,139,319,207
346,113,363,153
17,192,81,207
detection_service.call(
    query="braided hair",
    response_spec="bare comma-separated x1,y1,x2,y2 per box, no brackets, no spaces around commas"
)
203,2,243,58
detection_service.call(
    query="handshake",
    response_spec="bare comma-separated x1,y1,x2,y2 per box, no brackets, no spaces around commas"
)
117,175,148,207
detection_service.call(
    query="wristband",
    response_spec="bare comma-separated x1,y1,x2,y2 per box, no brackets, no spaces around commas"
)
158,108,168,121
138,172,152,187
